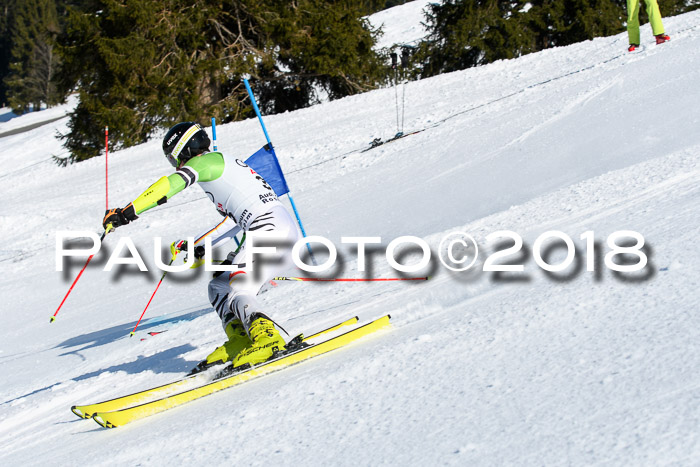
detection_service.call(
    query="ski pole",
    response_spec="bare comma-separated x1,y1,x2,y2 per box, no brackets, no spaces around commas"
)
272,276,429,282
50,229,110,323
394,68,400,135
129,256,175,337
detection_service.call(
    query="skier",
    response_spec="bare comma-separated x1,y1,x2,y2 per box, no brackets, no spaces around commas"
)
627,0,670,52
102,122,299,372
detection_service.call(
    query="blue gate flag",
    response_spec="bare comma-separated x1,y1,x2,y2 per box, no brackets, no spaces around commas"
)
242,78,313,262
245,144,290,197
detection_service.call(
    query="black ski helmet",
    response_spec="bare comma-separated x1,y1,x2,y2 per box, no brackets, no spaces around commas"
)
162,122,211,167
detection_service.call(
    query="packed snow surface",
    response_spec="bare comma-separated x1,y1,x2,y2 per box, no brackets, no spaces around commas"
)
368,0,432,49
1,5,699,466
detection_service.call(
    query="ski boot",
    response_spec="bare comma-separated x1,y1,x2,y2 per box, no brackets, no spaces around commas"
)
232,313,286,369
655,34,670,45
189,319,251,375
628,44,639,52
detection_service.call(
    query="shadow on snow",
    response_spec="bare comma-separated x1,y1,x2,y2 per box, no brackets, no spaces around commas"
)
54,306,212,356
0,306,214,406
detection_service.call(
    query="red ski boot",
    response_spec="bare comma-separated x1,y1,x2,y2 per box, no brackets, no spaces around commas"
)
655,34,670,45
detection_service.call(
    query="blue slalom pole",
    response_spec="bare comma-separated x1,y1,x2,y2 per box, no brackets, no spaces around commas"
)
211,117,218,151
244,80,272,144
286,194,308,237
244,78,316,264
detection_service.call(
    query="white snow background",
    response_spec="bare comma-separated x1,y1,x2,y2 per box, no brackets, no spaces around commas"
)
1,3,699,465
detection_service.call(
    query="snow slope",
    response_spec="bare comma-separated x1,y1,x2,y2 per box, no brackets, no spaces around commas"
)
0,95,77,134
368,0,432,49
1,6,699,466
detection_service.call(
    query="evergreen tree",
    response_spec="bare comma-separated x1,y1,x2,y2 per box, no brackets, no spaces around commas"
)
523,0,626,49
414,0,537,77
4,0,61,113
252,0,386,114
355,0,411,14
383,0,410,8
413,0,699,79
0,0,12,106
56,0,385,162
56,0,261,161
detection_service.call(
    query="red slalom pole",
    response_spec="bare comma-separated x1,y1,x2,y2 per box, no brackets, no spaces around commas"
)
272,276,429,282
50,231,107,323
129,258,173,337
105,126,109,209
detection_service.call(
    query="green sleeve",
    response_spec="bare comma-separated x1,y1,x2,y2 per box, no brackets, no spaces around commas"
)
184,152,225,182
130,152,224,215
130,175,184,215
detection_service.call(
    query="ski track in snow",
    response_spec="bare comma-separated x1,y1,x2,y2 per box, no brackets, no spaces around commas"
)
1,6,699,465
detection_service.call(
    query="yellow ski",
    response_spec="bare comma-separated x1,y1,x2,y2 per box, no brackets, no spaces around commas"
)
91,315,390,428
71,316,360,419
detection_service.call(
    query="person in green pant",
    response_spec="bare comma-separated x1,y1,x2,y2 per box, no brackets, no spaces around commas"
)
627,0,670,51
